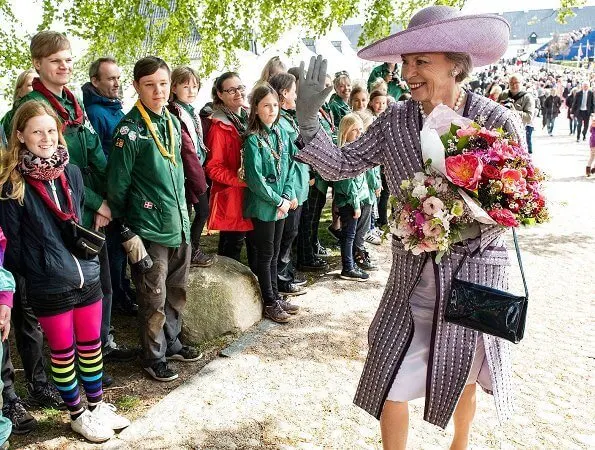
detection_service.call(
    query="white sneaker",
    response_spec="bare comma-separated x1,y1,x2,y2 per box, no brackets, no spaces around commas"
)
364,231,382,245
91,402,131,430
71,409,115,442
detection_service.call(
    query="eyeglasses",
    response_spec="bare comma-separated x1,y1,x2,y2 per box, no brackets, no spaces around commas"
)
222,85,246,95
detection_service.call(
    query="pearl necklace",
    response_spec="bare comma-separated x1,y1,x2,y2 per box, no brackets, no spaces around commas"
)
418,88,466,121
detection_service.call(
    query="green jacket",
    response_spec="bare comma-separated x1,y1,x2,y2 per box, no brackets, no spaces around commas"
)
278,109,309,205
365,166,382,204
4,90,107,228
328,94,350,126
106,104,190,247
242,124,295,222
367,63,409,100
334,173,370,211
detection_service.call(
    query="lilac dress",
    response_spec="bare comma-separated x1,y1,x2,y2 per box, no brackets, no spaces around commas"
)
386,260,491,402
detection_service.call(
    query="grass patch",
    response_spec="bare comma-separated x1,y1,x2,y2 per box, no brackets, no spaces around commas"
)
115,395,140,412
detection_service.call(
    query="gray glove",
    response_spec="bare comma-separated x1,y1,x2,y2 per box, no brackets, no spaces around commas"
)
296,55,334,144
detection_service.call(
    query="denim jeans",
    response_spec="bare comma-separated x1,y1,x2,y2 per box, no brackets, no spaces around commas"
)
338,205,358,271
354,203,372,252
525,126,534,154
546,118,555,135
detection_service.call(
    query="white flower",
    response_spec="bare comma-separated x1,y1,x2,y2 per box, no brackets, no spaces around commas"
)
412,185,428,199
400,179,411,190
422,197,445,216
413,172,426,183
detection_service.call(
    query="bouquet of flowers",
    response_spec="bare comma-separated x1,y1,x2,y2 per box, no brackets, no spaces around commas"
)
390,167,474,260
389,104,548,259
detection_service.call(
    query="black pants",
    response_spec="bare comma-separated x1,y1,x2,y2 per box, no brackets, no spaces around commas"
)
106,222,133,310
218,231,246,262
99,243,113,350
296,186,327,265
376,167,389,227
247,218,285,306
277,206,302,285
2,276,48,402
576,111,590,140
190,192,210,247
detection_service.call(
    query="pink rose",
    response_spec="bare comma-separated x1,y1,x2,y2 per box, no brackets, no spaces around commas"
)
422,221,443,238
456,126,479,138
501,168,528,195
482,164,501,180
422,196,445,216
445,154,483,191
487,208,519,227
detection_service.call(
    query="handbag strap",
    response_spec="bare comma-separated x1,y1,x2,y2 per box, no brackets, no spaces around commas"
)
453,228,528,298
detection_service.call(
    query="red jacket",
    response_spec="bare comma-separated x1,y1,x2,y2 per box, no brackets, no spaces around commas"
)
205,112,253,232
167,102,207,205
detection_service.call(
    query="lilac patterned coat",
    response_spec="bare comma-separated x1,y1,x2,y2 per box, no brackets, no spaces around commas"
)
297,91,526,428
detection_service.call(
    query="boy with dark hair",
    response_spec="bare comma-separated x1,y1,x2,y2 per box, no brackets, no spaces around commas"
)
107,57,201,382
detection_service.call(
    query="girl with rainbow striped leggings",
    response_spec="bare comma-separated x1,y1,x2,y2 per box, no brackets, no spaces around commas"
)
0,101,129,443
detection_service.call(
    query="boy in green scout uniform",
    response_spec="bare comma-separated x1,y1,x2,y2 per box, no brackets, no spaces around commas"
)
106,57,199,383
2,31,127,388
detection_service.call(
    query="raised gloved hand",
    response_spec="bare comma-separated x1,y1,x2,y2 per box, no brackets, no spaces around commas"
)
296,55,334,144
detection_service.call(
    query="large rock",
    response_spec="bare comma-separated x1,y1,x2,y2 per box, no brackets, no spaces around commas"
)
181,256,263,345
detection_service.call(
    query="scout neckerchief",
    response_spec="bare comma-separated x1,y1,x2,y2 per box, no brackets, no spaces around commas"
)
25,172,78,223
173,100,207,164
281,109,299,134
257,125,283,175
32,78,83,132
318,106,335,132
136,100,177,167
217,105,247,135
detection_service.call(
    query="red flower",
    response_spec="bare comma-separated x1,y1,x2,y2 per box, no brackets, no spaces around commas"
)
488,208,519,227
482,164,501,180
445,154,483,191
478,128,500,145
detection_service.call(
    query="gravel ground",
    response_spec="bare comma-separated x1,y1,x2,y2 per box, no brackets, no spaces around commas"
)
20,123,595,449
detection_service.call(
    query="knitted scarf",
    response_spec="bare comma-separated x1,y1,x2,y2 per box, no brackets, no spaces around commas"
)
32,78,83,131
18,145,69,181
216,105,247,135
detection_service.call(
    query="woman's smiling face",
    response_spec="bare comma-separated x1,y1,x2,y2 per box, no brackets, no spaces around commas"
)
401,52,456,104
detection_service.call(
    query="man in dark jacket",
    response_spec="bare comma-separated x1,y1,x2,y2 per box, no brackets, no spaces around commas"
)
571,81,594,142
83,58,139,319
82,57,124,157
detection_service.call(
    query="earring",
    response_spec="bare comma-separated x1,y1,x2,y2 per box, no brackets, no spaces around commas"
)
450,69,459,78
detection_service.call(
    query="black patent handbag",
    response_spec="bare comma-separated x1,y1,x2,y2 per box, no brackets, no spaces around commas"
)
445,229,528,344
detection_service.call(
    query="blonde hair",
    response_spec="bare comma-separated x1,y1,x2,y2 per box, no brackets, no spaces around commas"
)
12,69,36,105
353,110,374,131
370,78,387,95
337,113,363,148
1,101,66,204
30,31,71,61
259,56,286,83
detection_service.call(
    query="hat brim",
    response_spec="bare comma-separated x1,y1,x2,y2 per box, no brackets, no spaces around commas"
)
357,14,510,67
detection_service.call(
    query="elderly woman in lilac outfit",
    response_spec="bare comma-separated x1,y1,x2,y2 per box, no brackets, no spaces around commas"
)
295,6,524,450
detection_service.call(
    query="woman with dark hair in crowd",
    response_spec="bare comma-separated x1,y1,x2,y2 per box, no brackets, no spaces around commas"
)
168,66,214,267
205,72,253,261
242,84,298,323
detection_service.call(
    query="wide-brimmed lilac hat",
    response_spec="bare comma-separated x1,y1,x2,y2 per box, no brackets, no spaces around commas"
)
357,6,510,67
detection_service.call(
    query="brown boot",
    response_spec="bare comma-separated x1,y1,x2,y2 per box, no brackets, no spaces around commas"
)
264,302,291,323
278,297,300,315
587,166,592,177
190,247,214,267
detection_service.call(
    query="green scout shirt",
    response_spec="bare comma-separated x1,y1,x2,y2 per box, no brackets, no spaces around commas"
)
5,90,107,229
365,166,382,204
367,63,410,100
328,94,350,126
278,109,309,205
242,124,296,222
334,172,370,211
106,104,190,247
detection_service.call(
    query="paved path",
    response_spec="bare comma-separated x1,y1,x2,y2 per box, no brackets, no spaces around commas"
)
100,121,594,449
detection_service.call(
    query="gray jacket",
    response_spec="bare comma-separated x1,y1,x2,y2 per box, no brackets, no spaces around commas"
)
297,91,525,428
498,90,535,126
